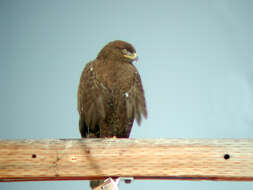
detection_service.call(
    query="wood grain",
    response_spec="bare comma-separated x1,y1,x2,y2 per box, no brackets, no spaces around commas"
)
0,139,253,182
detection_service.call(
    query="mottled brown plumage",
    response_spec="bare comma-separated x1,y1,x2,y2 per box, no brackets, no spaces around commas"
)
77,40,147,188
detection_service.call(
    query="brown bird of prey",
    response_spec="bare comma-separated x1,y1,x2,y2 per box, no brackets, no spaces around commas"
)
77,40,147,189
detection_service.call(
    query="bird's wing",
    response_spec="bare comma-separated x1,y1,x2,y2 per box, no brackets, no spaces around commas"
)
78,61,106,136
126,72,147,125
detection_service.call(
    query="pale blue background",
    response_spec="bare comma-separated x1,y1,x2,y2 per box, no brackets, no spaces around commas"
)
0,0,253,189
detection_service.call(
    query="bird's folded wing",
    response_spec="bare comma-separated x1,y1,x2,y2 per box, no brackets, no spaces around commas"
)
78,61,106,130
126,72,147,125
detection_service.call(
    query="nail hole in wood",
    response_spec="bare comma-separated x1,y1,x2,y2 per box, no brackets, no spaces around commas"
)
224,154,230,160
32,154,37,158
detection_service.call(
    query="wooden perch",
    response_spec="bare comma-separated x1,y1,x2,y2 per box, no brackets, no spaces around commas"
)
0,139,253,182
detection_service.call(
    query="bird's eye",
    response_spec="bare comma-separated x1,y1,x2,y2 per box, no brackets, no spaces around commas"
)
121,49,128,55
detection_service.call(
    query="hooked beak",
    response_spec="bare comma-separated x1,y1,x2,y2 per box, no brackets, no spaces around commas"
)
124,53,138,62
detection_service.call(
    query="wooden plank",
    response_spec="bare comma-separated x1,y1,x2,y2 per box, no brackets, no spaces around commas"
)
0,139,253,182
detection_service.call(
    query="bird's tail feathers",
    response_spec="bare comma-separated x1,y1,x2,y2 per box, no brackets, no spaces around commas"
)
90,180,104,189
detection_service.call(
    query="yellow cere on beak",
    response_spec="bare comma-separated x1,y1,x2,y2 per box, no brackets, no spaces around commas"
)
124,53,138,60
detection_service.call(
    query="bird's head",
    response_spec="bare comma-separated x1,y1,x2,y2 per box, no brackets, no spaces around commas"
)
97,40,138,63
